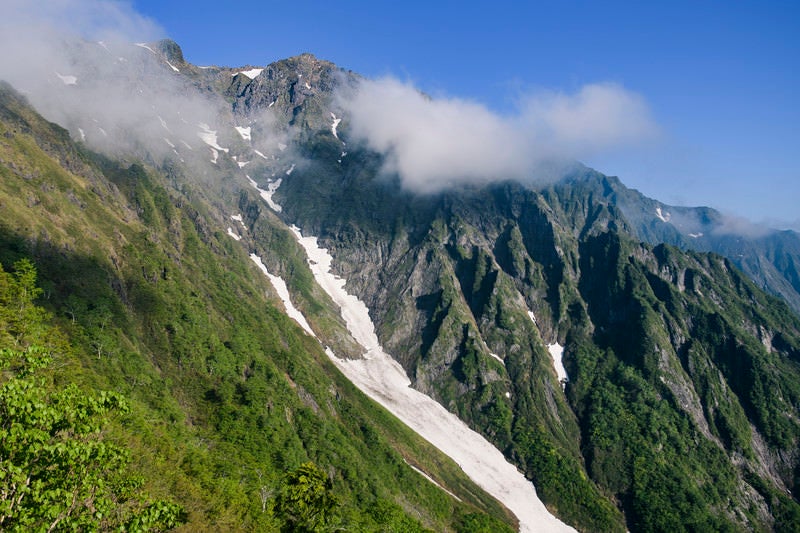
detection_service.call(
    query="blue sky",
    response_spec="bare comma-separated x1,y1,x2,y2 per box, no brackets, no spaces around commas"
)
131,1,797,227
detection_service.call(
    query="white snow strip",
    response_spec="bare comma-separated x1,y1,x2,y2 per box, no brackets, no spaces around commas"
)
165,60,180,72
235,126,252,142
688,232,703,238
547,343,569,389
98,127,107,137
180,140,193,151
227,227,241,241
403,460,462,502
163,138,175,148
489,352,505,366
250,254,315,336
527,310,537,325
209,147,218,164
157,115,171,132
278,143,287,152
330,113,342,140
291,226,574,533
286,164,296,176
238,161,250,168
254,149,269,160
268,100,276,108
134,42,156,54
230,214,246,229
655,207,671,223
197,123,229,153
304,82,311,90
247,175,283,213
55,72,77,85
78,128,85,141
236,68,264,79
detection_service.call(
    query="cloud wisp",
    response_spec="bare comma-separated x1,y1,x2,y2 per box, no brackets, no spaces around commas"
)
338,77,659,193
0,0,240,169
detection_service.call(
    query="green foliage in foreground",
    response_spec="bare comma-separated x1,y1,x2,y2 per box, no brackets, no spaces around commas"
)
0,260,185,532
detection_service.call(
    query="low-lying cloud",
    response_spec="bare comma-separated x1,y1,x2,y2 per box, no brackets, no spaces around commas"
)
0,0,238,170
338,77,658,192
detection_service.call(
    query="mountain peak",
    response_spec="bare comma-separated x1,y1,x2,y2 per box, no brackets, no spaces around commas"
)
155,39,185,65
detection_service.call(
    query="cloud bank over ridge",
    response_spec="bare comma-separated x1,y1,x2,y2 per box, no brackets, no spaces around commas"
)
339,77,659,193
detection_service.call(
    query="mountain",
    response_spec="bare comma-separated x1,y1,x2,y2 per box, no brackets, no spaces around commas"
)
564,172,800,316
1,38,799,532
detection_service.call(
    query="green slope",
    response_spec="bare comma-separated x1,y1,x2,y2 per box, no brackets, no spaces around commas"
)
0,82,517,532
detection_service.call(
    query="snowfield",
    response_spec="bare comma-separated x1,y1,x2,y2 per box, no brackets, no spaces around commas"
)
289,226,575,533
249,254,316,337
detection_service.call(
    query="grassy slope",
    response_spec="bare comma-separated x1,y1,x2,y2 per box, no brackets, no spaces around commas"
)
0,84,516,532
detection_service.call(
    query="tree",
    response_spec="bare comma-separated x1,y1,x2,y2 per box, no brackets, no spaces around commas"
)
275,462,339,532
0,260,185,531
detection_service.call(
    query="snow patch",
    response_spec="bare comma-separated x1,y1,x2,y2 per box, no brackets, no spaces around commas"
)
236,68,264,79
656,207,671,223
165,60,180,73
278,143,287,152
134,42,156,54
286,164,296,176
226,228,241,241
250,254,316,336
55,72,77,85
527,310,537,325
163,138,175,148
209,147,218,164
291,226,574,533
157,115,170,132
197,123,229,153
489,352,505,366
237,161,250,168
230,214,246,228
78,128,85,142
247,175,283,213
253,149,269,160
235,126,252,142
330,113,342,139
180,140,193,151
547,343,569,389
689,232,703,238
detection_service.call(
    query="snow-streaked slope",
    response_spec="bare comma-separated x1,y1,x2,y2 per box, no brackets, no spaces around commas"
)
290,225,574,533
249,254,315,337
247,175,282,213
197,123,229,153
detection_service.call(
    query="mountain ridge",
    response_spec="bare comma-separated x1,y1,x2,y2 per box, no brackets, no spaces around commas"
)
1,37,799,531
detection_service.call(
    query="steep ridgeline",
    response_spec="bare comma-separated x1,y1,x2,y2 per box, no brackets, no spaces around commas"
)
0,82,523,531
5,37,800,532
211,51,800,530
552,172,800,317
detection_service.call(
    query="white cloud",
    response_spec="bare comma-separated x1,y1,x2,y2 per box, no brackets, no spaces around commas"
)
338,77,658,193
0,0,238,171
